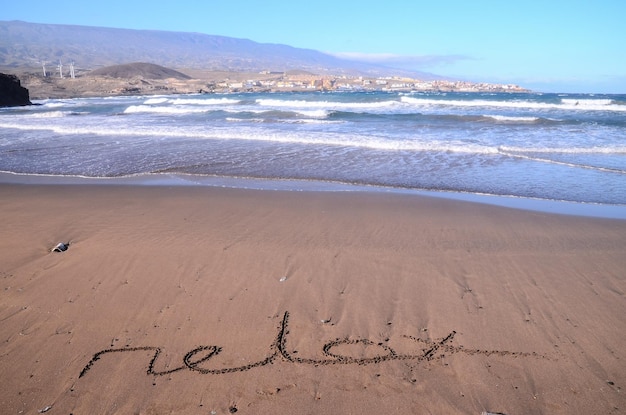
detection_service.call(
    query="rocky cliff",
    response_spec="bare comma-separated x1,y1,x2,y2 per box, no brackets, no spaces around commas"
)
0,73,32,107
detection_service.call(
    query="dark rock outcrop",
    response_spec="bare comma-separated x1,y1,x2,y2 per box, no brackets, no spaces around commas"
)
0,73,32,107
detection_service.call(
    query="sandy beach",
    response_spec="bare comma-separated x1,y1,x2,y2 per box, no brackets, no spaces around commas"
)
1,183,625,414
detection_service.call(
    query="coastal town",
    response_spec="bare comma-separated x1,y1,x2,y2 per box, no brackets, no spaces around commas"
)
207,71,529,93
16,64,529,100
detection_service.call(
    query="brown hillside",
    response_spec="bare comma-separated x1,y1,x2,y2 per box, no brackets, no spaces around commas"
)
89,62,191,80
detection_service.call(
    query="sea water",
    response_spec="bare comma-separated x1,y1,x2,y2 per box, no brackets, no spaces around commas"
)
1,91,625,208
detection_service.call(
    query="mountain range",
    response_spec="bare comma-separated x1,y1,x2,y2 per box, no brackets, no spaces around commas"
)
0,20,442,80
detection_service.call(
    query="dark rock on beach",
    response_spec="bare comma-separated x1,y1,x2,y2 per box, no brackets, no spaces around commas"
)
0,73,32,107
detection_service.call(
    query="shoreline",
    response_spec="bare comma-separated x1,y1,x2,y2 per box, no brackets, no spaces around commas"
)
2,171,625,220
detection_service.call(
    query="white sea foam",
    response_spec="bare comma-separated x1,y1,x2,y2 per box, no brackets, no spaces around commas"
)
143,97,169,105
256,98,399,110
0,119,496,154
293,109,330,118
226,116,340,124
485,115,541,122
226,108,331,118
184,129,500,154
561,98,613,107
225,107,332,118
169,98,241,105
2,109,616,156
226,117,266,123
499,145,626,154
123,105,210,114
25,111,70,118
498,149,626,174
293,119,343,124
401,96,626,112
223,108,267,114
41,102,69,108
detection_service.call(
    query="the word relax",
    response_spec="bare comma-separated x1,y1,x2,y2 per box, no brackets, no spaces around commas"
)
79,311,541,378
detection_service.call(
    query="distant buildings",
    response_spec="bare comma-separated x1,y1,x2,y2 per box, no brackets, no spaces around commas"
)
214,72,530,93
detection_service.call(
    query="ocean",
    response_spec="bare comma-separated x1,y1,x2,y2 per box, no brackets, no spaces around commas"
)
1,91,625,211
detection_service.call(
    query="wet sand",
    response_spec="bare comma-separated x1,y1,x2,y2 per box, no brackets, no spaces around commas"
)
1,183,625,414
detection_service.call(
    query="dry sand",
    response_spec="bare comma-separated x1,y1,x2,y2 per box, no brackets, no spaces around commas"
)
1,183,624,414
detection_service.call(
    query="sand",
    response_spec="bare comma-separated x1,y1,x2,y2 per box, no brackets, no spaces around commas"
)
1,183,625,414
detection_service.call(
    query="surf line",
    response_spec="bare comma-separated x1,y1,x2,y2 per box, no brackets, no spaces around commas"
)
79,311,540,379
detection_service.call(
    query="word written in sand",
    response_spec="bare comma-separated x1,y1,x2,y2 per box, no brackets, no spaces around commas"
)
79,311,542,378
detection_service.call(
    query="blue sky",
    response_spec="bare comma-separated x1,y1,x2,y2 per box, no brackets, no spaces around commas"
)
3,0,625,93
